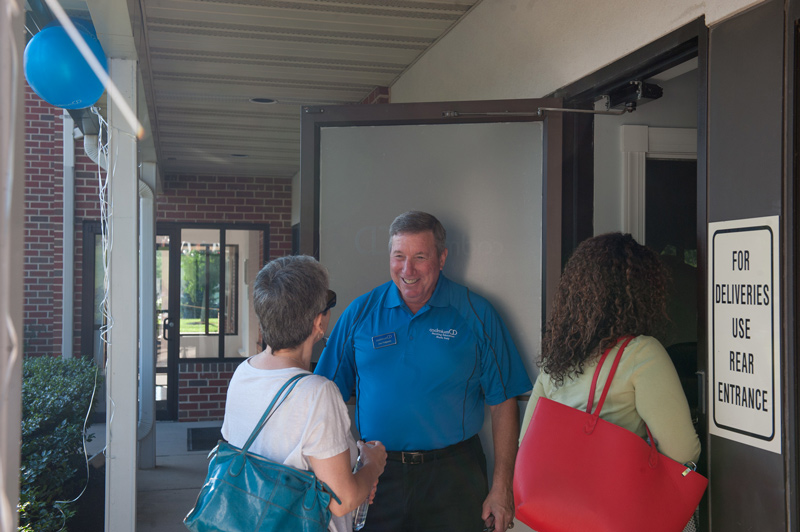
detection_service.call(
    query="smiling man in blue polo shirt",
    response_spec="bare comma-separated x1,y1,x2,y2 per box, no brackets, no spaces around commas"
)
315,211,532,532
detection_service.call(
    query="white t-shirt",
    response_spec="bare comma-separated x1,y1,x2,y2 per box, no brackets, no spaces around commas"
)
221,362,357,532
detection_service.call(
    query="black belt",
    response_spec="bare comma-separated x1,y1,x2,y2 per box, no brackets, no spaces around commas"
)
386,435,478,465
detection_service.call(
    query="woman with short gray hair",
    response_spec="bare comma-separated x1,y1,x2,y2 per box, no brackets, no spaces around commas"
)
222,255,386,532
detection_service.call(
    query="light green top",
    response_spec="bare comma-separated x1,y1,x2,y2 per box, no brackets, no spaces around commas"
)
520,335,701,465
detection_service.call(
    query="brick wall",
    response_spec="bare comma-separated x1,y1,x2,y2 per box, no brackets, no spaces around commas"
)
24,85,65,357
156,174,293,258
25,85,114,358
73,148,104,357
178,362,237,421
361,86,390,105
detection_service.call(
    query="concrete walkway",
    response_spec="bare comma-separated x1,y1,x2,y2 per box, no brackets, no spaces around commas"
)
88,420,220,532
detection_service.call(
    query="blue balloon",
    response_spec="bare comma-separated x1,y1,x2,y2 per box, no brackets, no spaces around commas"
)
24,18,108,109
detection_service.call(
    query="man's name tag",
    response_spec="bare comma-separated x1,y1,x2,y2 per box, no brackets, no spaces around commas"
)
372,332,397,349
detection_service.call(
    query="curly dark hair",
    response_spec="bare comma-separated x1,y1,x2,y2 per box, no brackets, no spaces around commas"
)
539,232,670,386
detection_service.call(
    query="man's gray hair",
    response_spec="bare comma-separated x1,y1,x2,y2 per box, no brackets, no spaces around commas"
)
388,211,447,255
252,255,329,351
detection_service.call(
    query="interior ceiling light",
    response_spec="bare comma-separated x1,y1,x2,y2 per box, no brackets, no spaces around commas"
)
250,97,277,104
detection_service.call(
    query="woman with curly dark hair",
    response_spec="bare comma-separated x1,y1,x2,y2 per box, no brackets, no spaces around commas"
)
519,232,700,466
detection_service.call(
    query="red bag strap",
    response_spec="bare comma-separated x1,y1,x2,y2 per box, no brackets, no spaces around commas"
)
585,344,612,414
586,335,635,415
583,336,660,467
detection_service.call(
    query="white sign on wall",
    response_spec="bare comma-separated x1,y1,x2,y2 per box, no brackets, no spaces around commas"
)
708,216,781,454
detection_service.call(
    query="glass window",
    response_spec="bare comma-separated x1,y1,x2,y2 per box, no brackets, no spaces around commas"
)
179,242,238,336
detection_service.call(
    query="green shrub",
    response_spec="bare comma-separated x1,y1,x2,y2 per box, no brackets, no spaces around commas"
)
19,356,101,532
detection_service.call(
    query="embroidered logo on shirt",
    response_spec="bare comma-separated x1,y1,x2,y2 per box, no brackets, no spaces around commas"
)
429,328,458,340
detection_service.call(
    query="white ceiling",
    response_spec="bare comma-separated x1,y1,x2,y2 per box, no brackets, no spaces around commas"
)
35,0,483,179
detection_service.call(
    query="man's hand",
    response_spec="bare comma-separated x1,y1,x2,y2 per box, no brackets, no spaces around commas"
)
483,398,520,530
481,483,515,530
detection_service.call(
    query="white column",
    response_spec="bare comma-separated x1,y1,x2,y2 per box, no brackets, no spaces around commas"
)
62,111,75,358
0,2,25,530
105,57,139,532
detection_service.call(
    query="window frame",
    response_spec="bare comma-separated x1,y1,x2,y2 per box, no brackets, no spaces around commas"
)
157,221,270,362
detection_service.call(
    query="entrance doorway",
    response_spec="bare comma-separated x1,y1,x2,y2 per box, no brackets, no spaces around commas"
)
593,66,700,354
556,32,705,526
646,155,701,470
616,122,700,417
156,223,269,420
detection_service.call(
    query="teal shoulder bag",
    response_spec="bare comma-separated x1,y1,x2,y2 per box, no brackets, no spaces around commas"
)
184,373,341,532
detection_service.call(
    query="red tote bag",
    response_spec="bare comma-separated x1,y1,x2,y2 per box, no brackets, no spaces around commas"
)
514,336,708,532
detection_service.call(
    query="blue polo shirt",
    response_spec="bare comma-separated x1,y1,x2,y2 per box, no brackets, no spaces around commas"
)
315,274,532,451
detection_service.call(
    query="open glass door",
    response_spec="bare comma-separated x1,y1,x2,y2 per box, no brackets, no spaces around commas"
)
156,229,178,419
155,232,173,419
299,99,564,490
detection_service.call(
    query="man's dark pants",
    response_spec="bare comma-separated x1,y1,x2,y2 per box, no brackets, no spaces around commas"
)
361,435,489,532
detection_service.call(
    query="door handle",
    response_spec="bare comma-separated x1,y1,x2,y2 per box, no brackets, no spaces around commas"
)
696,370,706,415
163,317,175,341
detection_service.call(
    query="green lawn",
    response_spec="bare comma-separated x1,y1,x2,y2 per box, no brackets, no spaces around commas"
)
181,318,218,333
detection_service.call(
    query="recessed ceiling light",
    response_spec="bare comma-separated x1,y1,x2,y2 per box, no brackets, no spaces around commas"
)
230,153,248,158
250,98,277,104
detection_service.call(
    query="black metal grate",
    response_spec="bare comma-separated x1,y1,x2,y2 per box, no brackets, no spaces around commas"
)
187,427,223,452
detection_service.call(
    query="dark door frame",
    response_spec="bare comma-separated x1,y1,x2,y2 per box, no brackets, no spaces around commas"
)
787,1,800,529
80,220,103,365
158,223,180,420
80,220,106,423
